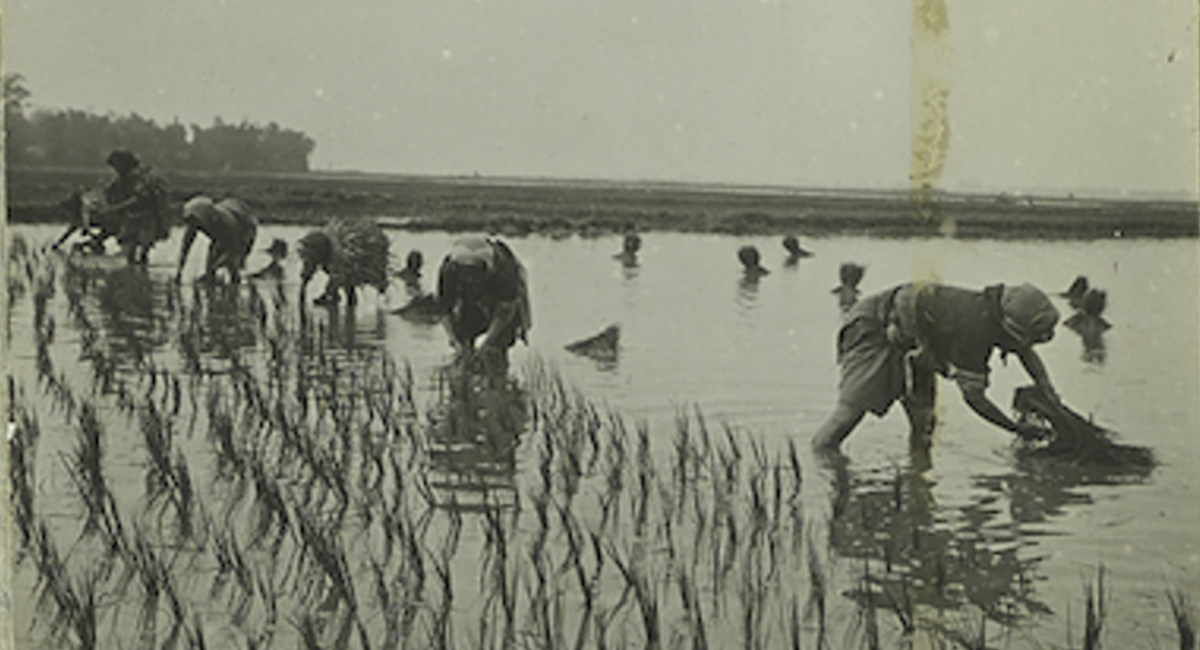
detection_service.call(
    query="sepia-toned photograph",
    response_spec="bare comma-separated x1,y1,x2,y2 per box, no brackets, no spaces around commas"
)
3,1,1198,648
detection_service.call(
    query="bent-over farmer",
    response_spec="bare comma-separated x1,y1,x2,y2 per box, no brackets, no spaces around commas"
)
175,196,258,283
813,282,1061,452
437,236,531,369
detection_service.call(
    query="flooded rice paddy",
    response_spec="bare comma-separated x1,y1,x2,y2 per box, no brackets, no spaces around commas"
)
6,223,1199,649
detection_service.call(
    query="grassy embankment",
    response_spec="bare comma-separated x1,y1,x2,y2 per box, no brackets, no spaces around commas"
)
6,166,1198,239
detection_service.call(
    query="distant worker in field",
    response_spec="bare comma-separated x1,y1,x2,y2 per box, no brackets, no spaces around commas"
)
298,218,391,307
1064,288,1110,363
614,232,642,267
247,238,289,280
394,249,425,294
98,150,171,265
782,235,813,266
437,236,531,369
738,245,769,280
812,282,1061,453
1059,276,1089,310
175,196,258,283
832,262,866,315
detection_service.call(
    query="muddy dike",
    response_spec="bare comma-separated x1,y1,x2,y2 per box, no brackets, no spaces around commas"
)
7,166,1197,239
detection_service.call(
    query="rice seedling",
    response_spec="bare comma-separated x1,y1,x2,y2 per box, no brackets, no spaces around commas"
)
806,526,829,650
14,244,1198,650
926,609,991,650
607,541,662,650
10,400,40,551
247,458,291,554
1083,564,1108,650
64,401,110,537
849,562,881,650
1167,587,1196,650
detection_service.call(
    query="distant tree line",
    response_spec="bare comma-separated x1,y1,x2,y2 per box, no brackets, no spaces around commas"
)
4,74,315,173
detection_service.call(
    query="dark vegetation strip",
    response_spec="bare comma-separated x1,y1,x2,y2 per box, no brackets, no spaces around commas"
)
8,166,1198,239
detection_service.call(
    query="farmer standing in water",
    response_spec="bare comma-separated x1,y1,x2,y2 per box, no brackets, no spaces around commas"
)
437,236,531,372
812,282,1061,453
97,150,170,265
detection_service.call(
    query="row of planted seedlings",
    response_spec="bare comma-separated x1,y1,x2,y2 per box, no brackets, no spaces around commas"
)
9,236,1197,650
8,242,431,649
10,240,846,649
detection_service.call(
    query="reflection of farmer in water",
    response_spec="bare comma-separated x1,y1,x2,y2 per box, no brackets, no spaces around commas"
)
436,236,531,371
99,150,171,265
175,196,258,284
824,460,1056,629
427,367,527,510
813,283,1062,452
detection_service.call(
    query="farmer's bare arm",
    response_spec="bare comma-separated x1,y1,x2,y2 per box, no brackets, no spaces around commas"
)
962,386,1048,440
1016,347,1059,403
480,300,518,350
174,225,199,279
961,387,1022,433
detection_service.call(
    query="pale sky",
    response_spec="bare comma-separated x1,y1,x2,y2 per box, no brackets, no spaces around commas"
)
4,0,1197,197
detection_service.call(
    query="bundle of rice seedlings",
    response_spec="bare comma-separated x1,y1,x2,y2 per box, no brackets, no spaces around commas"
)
1012,385,1155,470
299,218,390,305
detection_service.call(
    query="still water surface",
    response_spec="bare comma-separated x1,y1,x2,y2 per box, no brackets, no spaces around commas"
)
8,224,1199,647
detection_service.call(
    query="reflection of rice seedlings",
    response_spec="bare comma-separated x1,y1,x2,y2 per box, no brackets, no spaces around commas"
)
1167,587,1196,650
850,563,881,650
879,572,915,635
805,527,828,650
926,610,990,650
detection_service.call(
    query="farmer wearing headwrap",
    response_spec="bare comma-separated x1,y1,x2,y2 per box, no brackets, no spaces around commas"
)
437,236,531,367
298,218,390,306
812,282,1061,451
96,150,170,265
175,196,258,283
